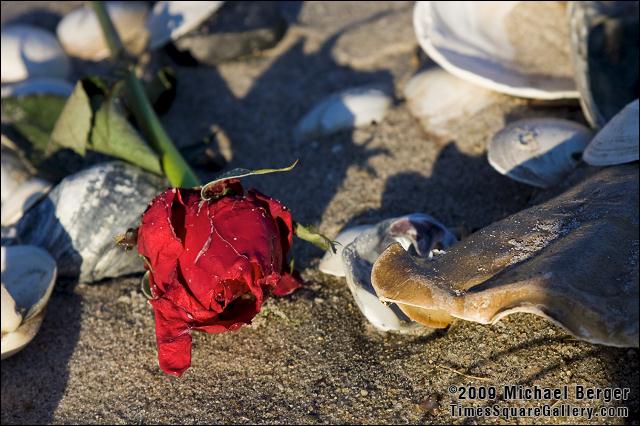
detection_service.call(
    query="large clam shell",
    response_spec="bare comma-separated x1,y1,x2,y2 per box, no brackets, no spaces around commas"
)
146,1,225,50
569,1,639,128
414,1,578,99
372,165,639,347
1,25,71,83
488,118,593,188
294,86,392,142
342,214,457,332
56,1,149,61
583,99,639,166
1,245,57,359
7,161,164,283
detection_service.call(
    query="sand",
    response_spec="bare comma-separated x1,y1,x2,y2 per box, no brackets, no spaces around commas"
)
1,2,637,424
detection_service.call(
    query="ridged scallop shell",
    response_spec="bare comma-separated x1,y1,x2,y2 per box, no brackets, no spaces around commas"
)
583,100,639,166
414,1,578,99
488,118,592,188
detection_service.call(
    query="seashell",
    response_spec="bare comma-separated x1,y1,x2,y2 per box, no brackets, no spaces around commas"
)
1,25,71,83
56,1,149,61
172,1,288,65
569,1,639,128
1,144,32,204
583,100,639,167
1,77,75,98
294,86,392,142
8,161,164,283
404,67,500,138
488,118,592,188
146,1,225,50
372,165,639,347
1,245,57,359
1,144,52,226
342,214,457,332
414,1,578,99
319,224,374,277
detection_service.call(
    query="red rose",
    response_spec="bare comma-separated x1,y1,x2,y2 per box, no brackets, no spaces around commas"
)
137,179,301,376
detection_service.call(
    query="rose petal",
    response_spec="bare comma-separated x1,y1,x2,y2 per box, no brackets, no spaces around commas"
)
150,297,192,377
250,190,294,256
138,189,184,294
273,271,302,296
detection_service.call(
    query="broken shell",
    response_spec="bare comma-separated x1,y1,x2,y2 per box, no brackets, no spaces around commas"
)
372,165,639,347
1,144,52,226
583,99,639,166
56,1,150,61
569,1,639,128
8,161,164,283
404,67,500,138
294,86,392,142
1,25,71,83
488,118,592,188
146,1,225,50
1,245,57,359
173,1,288,65
342,214,457,332
1,78,74,98
319,224,374,277
414,1,578,99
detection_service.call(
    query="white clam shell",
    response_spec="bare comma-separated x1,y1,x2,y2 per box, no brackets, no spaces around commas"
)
342,214,457,332
56,1,149,61
583,100,639,166
1,245,57,359
1,284,22,334
1,144,31,204
146,1,225,49
1,25,71,83
414,1,578,99
488,118,593,188
1,144,53,226
1,77,74,98
319,225,374,277
294,86,391,142
1,177,53,226
404,67,499,138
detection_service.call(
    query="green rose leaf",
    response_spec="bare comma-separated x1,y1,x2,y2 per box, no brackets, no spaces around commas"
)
91,97,162,175
201,159,299,199
49,81,93,156
1,94,67,165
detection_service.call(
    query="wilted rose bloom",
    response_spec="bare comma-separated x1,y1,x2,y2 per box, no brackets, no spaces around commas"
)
137,179,300,376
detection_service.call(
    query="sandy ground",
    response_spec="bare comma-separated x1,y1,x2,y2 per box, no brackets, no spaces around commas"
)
1,1,638,424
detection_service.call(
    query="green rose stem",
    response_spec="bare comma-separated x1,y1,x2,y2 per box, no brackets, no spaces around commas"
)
96,2,334,254
91,1,200,188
